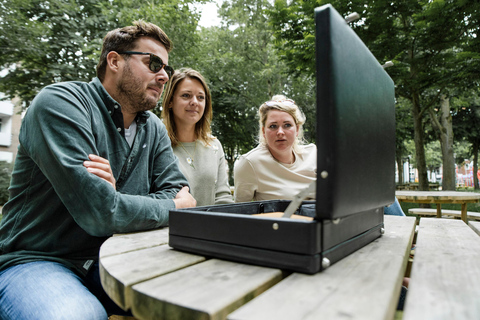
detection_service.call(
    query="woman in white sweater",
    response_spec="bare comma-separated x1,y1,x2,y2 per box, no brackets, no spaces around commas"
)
234,95,316,202
233,95,404,216
162,68,233,206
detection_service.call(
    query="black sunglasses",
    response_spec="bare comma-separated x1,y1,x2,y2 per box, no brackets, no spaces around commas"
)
116,51,174,78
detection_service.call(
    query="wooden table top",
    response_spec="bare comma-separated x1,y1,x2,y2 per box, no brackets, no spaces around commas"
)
404,218,480,319
396,191,480,202
100,215,480,320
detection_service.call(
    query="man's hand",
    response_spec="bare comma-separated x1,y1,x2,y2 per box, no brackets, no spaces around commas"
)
83,154,116,190
173,186,197,208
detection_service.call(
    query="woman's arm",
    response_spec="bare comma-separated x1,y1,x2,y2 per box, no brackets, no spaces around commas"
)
214,140,234,204
233,155,258,203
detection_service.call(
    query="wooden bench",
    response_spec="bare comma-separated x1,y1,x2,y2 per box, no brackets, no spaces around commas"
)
408,208,480,221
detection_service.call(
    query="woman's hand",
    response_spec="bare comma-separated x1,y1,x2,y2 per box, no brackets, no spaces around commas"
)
173,186,197,208
84,154,116,190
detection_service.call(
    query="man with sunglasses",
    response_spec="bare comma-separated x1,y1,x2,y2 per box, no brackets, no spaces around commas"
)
0,21,196,319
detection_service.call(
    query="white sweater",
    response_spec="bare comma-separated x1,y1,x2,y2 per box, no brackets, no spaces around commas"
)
234,144,317,202
173,138,233,206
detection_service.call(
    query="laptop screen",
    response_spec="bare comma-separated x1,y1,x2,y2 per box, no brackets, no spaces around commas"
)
314,4,396,219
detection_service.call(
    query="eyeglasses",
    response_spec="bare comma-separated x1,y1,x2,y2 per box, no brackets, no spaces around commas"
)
263,99,296,107
116,51,174,78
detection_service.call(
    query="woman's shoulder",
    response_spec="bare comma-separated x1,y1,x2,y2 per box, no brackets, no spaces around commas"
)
210,137,223,148
200,137,223,152
241,145,268,159
300,143,317,153
235,146,263,174
239,145,275,167
296,143,316,161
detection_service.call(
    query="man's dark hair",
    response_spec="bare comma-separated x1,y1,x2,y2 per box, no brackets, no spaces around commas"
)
96,21,172,81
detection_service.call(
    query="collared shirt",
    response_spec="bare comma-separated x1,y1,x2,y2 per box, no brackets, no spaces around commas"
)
0,78,188,275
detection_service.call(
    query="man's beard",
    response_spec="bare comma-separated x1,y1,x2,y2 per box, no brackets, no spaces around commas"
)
116,62,161,113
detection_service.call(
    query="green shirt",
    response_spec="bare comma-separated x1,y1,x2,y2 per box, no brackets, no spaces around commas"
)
0,78,188,275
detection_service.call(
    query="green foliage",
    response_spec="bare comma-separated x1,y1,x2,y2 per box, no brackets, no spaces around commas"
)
268,0,319,77
395,97,414,160
452,91,480,189
454,140,472,164
0,0,114,104
452,93,480,153
424,141,442,170
0,161,13,206
0,0,204,105
96,0,204,69
269,0,480,95
405,139,444,170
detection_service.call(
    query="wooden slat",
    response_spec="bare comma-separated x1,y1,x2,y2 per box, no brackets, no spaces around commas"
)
227,216,416,320
396,191,480,203
130,259,284,320
100,228,205,311
403,218,480,320
101,245,205,310
100,228,169,258
469,221,480,236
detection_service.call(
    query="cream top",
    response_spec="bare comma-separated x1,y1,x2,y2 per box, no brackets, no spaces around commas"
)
234,144,317,202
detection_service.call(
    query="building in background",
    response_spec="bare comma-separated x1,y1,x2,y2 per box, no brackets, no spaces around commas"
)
0,93,22,163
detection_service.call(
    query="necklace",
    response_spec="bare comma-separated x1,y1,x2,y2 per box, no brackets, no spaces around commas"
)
179,141,197,169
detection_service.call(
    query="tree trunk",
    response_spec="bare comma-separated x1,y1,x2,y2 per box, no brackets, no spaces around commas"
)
430,95,456,190
224,146,235,187
474,141,479,190
411,92,429,191
396,153,403,185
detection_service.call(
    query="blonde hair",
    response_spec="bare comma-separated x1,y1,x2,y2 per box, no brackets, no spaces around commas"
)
161,68,213,146
258,95,306,153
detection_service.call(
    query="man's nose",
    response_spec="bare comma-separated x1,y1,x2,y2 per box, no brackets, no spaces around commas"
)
155,68,169,84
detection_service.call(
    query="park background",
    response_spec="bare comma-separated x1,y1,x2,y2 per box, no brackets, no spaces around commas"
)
0,0,480,221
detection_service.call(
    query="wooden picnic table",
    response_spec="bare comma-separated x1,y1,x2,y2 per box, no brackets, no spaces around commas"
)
395,190,480,223
396,183,440,191
100,215,480,320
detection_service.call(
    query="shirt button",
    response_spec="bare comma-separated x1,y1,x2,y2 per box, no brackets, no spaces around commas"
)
114,105,119,109
117,127,121,132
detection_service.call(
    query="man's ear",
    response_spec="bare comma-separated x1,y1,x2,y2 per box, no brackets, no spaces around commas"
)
106,51,122,73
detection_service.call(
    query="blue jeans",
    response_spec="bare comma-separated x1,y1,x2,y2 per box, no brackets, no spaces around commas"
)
0,261,131,320
384,197,406,216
